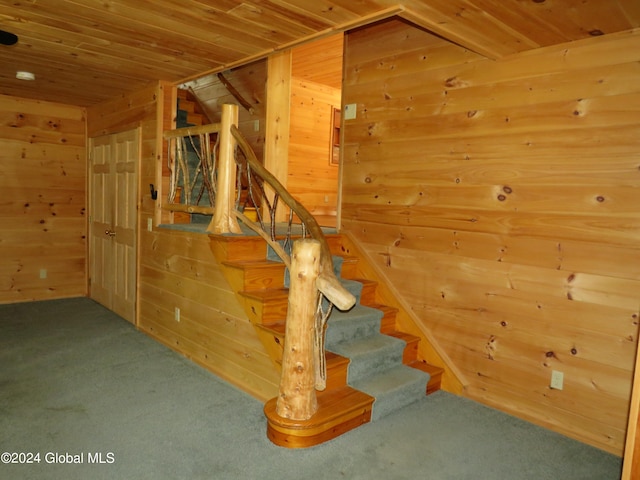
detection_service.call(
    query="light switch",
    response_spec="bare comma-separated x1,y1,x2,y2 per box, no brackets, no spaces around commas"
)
343,103,357,120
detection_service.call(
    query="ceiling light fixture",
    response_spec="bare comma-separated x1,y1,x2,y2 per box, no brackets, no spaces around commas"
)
16,71,35,81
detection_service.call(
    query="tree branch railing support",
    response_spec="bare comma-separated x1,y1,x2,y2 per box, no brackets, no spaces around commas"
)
164,102,356,422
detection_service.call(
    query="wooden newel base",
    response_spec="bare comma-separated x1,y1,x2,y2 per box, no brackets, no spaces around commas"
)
275,239,321,421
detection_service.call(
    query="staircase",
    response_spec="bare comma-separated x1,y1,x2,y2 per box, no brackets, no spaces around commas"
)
209,231,444,448
177,88,206,127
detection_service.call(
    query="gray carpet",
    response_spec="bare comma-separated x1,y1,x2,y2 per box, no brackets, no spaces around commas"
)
0,298,622,480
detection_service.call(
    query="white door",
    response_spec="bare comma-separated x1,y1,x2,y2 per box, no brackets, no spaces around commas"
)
89,129,139,324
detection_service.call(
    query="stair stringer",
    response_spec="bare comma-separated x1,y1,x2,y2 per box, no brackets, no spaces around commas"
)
337,231,468,395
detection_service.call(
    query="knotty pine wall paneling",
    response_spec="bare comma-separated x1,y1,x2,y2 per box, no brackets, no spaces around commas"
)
340,19,640,455
288,78,341,227
87,83,280,401
0,95,87,304
287,34,344,227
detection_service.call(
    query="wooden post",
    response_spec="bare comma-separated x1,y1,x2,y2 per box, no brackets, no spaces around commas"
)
208,103,242,234
276,239,321,420
264,51,291,224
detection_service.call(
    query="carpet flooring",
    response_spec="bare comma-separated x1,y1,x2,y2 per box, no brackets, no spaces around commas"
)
0,298,623,480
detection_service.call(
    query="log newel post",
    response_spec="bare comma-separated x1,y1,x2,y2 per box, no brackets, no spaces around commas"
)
208,103,242,234
276,239,321,420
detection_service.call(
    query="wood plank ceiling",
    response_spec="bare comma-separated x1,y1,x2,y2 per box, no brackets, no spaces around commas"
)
1,1,639,107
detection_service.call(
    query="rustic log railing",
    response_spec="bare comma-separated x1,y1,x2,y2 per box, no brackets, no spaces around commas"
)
163,103,356,420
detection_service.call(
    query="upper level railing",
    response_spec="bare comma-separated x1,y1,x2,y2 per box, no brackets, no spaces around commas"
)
163,103,355,420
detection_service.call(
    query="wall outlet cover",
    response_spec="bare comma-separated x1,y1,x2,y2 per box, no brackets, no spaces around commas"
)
343,103,357,120
550,370,564,390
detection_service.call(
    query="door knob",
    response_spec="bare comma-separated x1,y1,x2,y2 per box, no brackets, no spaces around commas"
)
105,229,116,237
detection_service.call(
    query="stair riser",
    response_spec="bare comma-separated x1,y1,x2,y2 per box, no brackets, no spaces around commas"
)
210,237,267,262
338,258,358,278
386,332,420,364
240,295,288,324
426,375,442,395
178,98,195,113
225,263,286,291
367,380,427,421
401,339,419,364
409,361,444,395
359,282,377,304
379,311,397,333
324,235,346,256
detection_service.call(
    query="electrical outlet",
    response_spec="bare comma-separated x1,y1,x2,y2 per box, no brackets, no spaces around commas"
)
253,119,260,132
39,269,47,279
174,307,181,322
147,217,153,232
550,370,564,390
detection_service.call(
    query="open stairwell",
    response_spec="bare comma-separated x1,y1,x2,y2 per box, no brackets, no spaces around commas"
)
209,231,444,448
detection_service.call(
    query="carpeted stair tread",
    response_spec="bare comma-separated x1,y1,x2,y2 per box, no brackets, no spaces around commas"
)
324,304,382,345
351,365,431,421
351,364,430,396
327,333,407,383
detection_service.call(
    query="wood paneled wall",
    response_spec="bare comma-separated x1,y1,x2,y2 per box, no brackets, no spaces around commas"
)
340,19,640,455
288,79,340,227
87,82,280,401
287,35,343,227
0,95,86,304
138,227,280,399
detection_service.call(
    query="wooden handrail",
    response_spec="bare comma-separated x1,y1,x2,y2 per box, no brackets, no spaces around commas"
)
163,103,356,412
234,209,291,270
163,122,221,139
230,124,355,311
